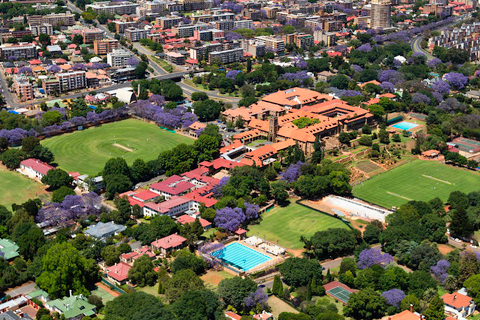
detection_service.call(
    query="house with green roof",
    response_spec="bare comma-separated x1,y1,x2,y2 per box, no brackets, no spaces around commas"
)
0,239,19,260
46,295,95,319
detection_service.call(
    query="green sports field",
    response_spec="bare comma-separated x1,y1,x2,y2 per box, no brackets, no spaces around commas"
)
248,202,349,250
353,160,480,209
0,165,47,210
41,119,193,176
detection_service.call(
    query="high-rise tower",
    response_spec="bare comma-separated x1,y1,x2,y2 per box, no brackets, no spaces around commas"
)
371,0,391,29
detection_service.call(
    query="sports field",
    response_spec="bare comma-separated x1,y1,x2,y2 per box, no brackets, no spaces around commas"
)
248,202,349,250
0,165,47,210
353,160,480,209
41,119,193,176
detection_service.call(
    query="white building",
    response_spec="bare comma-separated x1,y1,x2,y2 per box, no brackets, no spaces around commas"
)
107,49,134,67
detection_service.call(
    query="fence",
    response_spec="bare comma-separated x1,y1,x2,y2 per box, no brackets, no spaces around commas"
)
295,199,353,230
101,278,128,295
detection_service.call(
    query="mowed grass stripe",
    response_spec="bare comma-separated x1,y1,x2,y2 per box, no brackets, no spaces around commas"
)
41,119,193,176
353,160,480,209
0,166,47,209
248,202,349,250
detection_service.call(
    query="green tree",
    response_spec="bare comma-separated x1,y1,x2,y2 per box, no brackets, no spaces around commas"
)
36,242,97,298
449,206,473,238
101,245,121,266
42,110,63,126
458,250,480,285
423,295,445,320
21,136,40,154
104,174,132,199
464,274,480,305
191,92,208,101
51,186,75,203
330,75,349,90
0,149,26,169
344,288,387,320
104,157,131,177
217,276,257,311
130,158,150,183
171,250,206,275
104,292,173,320
13,222,45,261
41,169,73,190
310,228,357,260
164,269,204,303
170,289,222,320
378,129,390,144
272,275,284,296
279,258,323,287
128,255,158,287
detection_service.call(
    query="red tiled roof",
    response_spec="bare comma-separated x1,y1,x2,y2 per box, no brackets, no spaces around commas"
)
20,158,56,175
132,190,159,201
144,196,191,214
149,175,194,195
442,292,473,309
177,214,211,228
106,262,131,282
151,234,186,249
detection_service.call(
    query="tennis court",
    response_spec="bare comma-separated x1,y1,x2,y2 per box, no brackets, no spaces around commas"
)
327,286,352,304
91,284,117,302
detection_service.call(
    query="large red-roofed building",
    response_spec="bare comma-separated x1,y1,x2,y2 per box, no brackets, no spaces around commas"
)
19,158,56,180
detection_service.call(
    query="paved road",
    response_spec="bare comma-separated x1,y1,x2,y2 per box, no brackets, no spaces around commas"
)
5,281,37,297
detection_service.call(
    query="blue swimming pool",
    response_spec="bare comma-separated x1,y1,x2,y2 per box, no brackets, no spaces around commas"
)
390,121,419,131
212,242,272,271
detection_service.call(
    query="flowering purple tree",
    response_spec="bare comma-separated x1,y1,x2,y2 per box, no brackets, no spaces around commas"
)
211,176,229,198
50,107,67,118
244,202,259,220
412,93,431,105
149,94,166,106
214,207,246,232
342,90,362,98
430,259,450,283
351,64,363,73
381,289,405,308
126,57,139,66
181,112,198,128
244,288,269,309
437,97,461,113
379,70,404,85
427,58,442,68
357,249,394,269
431,91,443,103
280,161,303,183
444,72,468,90
181,16,191,24
221,1,243,12
431,80,450,94
72,63,86,71
71,116,87,126
357,43,372,53
225,32,245,41
198,242,225,267
48,65,62,73
281,71,310,82
8,55,17,61
18,67,32,74
380,81,394,92
226,70,240,79
86,111,100,124
0,128,30,145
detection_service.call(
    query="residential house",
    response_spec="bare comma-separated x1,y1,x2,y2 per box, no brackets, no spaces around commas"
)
106,262,131,285
46,295,95,319
0,239,19,260
187,121,206,138
149,175,195,199
84,221,126,241
442,291,476,319
151,234,187,255
176,214,212,231
19,158,55,180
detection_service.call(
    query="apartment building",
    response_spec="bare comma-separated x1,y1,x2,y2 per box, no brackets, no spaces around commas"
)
371,0,391,29
255,36,285,53
171,25,195,38
283,33,313,49
0,43,37,60
165,51,185,65
234,20,253,29
28,12,75,27
209,47,243,64
29,23,53,36
189,42,223,60
241,9,261,20
124,28,148,42
0,30,33,44
42,77,60,95
94,39,119,55
107,49,134,67
263,7,280,19
214,20,234,31
313,30,336,46
242,39,266,58
114,21,138,34
86,1,139,15
56,71,87,92
82,28,104,44
13,77,33,102
179,0,206,11
156,16,183,29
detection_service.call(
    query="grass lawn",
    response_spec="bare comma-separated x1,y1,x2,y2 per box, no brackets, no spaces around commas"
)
353,160,480,209
267,296,298,318
201,270,235,291
137,283,167,303
91,286,116,303
248,202,350,250
42,119,193,176
0,165,48,209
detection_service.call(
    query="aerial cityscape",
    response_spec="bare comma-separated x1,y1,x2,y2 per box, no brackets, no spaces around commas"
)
1,0,480,319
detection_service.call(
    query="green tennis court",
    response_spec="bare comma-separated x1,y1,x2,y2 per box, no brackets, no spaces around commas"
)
327,286,352,304
91,286,116,302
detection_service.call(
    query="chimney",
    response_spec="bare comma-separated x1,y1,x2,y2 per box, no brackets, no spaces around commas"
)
410,304,413,313
454,294,457,300
69,290,72,297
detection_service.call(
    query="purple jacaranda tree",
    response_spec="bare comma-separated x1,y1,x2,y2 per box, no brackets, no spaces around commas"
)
427,58,442,69
149,94,166,106
437,97,461,113
244,288,269,309
211,176,229,198
0,128,30,145
18,67,32,74
225,32,245,41
226,70,240,79
342,90,362,98
61,121,72,130
71,116,87,126
381,81,394,92
382,289,405,308
221,1,243,12
50,107,67,118
412,93,431,105
244,202,259,220
72,63,86,71
214,207,246,232
281,71,310,82
351,64,363,73
181,112,198,128
280,161,303,183
444,72,468,90
357,43,372,53
86,111,100,124
431,91,444,103
379,70,404,85
181,16,191,24
8,55,18,61
126,57,139,66
357,248,394,269
431,259,450,283
48,65,62,73
198,242,225,267
43,125,62,135
431,80,450,94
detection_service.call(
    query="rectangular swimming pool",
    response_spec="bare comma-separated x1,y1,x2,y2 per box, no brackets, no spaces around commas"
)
211,242,272,271
390,121,419,131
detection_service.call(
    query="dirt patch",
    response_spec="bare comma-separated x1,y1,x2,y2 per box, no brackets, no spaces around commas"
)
201,272,224,286
113,143,134,152
438,244,454,255
96,282,120,297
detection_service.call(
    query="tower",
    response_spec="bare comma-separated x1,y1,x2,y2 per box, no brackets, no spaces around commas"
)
371,0,391,29
268,116,279,142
